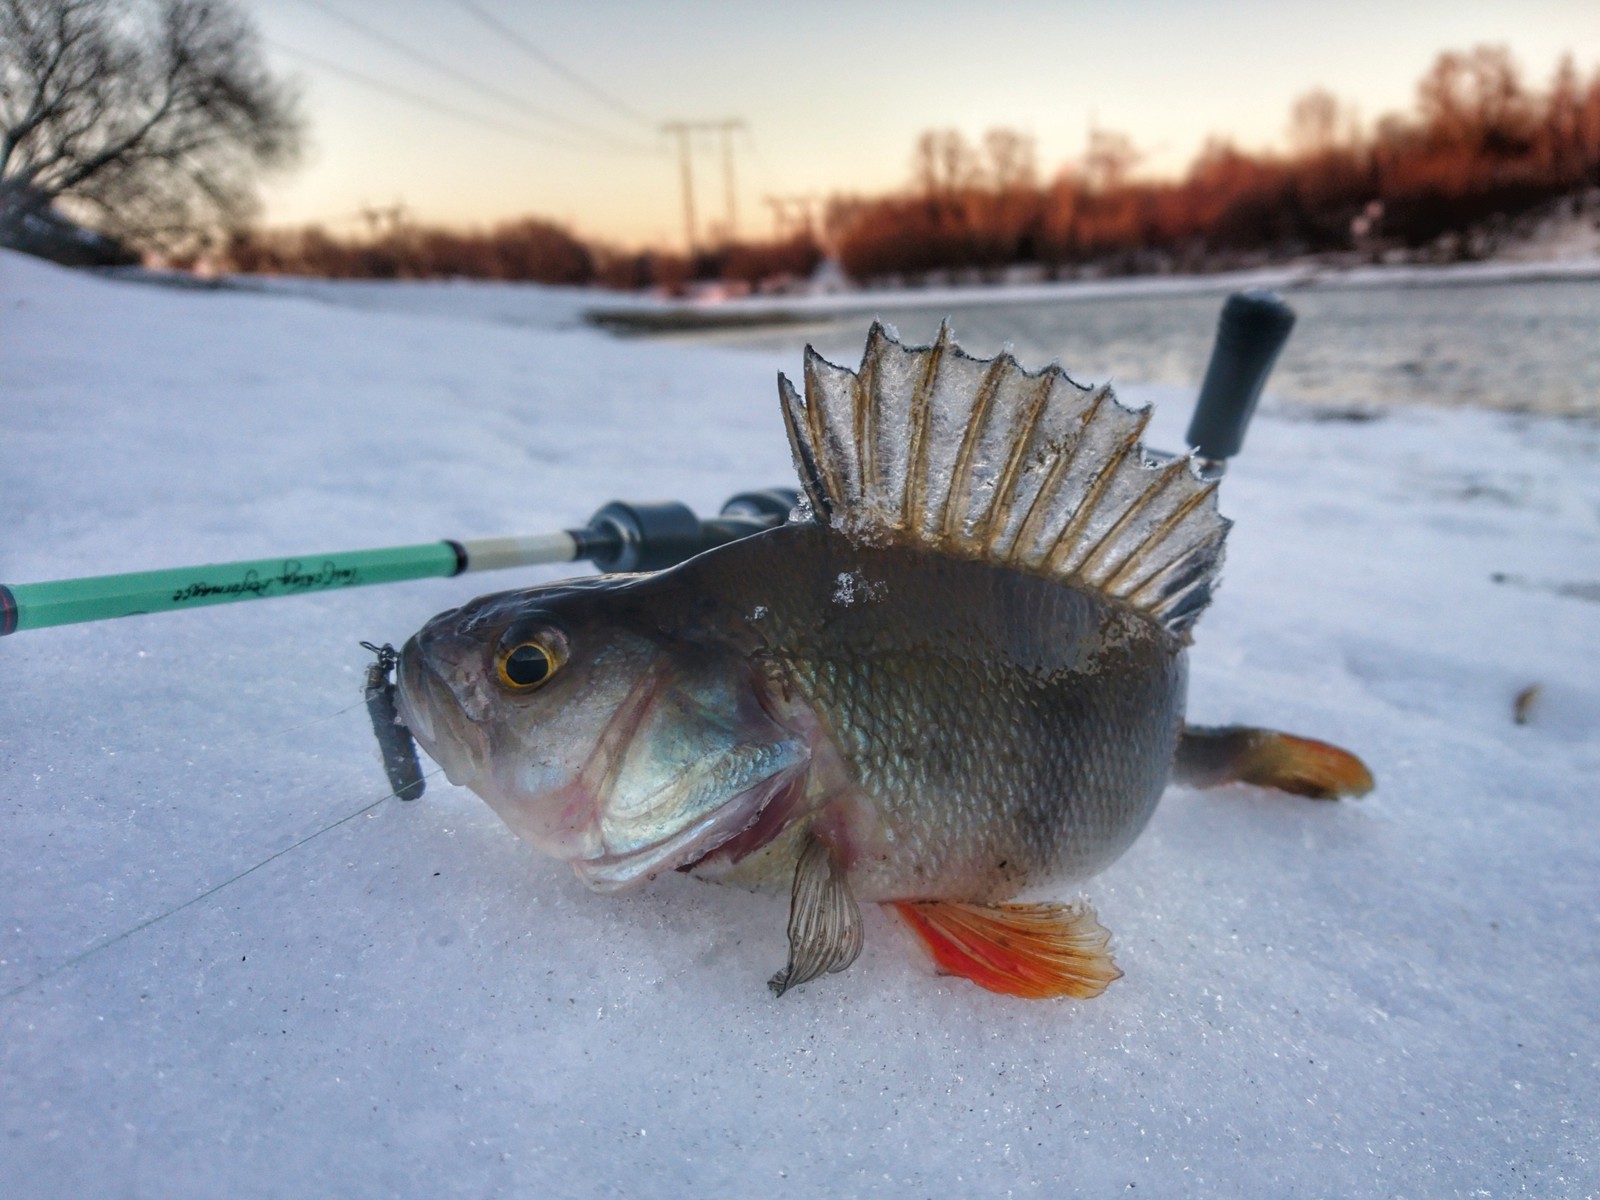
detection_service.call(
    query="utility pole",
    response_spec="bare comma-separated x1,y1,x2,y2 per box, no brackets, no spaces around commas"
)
661,119,745,253
661,123,697,254
717,120,744,240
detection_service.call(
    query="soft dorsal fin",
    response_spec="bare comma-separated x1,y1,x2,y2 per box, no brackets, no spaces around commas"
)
778,322,1231,638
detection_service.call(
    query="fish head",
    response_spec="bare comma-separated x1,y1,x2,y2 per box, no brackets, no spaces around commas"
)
396,577,809,892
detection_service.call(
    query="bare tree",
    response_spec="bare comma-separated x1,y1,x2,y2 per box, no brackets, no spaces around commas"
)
1,0,301,252
911,129,980,198
1415,45,1533,154
982,128,1037,192
1083,127,1139,192
1288,89,1363,158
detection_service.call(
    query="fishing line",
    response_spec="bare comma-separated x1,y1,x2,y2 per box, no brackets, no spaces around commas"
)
12,639,435,1002
87,645,404,765
233,697,369,747
0,768,444,1006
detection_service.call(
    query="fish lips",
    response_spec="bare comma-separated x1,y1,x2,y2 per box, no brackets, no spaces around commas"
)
572,764,806,893
395,634,491,789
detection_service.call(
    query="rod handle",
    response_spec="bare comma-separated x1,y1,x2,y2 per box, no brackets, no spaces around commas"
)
1186,290,1296,465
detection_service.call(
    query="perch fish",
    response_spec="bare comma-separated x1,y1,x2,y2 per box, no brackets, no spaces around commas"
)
395,325,1372,999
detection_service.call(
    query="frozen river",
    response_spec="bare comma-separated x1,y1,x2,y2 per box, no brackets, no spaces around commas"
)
671,278,1600,418
6,251,1599,1198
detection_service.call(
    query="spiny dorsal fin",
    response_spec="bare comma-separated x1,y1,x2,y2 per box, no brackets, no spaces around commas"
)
777,322,1231,638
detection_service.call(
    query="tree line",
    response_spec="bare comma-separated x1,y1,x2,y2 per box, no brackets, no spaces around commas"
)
5,9,1595,287
220,219,823,291
828,46,1600,281
219,45,1600,288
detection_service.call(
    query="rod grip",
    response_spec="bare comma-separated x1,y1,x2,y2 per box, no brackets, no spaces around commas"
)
1186,290,1296,462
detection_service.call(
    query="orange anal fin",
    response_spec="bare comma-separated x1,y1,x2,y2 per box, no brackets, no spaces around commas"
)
889,900,1122,1000
1174,725,1374,800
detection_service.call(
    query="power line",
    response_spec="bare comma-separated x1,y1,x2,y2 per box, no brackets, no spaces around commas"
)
293,0,655,154
448,0,654,129
266,40,590,151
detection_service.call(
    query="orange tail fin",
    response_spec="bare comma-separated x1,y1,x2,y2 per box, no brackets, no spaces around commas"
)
890,900,1122,1000
1174,725,1374,800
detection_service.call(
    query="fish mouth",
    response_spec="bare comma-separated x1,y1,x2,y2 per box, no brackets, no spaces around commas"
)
572,764,805,893
395,636,490,788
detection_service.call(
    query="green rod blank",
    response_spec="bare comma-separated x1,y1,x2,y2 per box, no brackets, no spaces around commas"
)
0,495,796,637
2,542,463,634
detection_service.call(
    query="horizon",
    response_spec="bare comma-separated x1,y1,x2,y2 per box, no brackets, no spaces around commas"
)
249,0,1600,249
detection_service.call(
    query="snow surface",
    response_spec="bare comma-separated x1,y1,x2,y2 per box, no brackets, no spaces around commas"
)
580,257,1600,326
3,249,1598,1198
234,271,659,333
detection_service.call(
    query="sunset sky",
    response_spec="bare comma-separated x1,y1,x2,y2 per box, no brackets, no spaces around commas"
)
246,0,1600,249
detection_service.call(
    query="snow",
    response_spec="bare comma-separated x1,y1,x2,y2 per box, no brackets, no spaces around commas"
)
578,257,1600,328
233,271,659,333
3,249,1598,1198
111,251,1600,345
1496,195,1600,264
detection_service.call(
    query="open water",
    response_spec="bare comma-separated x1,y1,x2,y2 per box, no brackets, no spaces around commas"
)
678,278,1600,418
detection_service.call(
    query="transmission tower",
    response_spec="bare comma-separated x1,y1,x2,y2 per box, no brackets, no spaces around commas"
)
661,119,746,252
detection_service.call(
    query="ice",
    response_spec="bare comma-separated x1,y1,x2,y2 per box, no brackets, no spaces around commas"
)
830,569,883,607
3,250,1599,1197
576,256,1600,329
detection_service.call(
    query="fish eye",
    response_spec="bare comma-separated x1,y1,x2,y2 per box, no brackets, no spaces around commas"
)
495,632,564,691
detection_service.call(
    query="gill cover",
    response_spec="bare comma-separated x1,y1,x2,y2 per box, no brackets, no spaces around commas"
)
397,583,809,894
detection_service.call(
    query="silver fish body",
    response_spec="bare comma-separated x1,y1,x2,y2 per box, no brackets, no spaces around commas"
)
398,521,1183,903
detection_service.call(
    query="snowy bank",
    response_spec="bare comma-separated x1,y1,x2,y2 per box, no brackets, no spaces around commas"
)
2,251,1597,1198
105,252,1600,340
581,257,1600,333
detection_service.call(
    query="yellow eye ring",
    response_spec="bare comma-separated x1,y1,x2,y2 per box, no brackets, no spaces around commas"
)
495,636,563,691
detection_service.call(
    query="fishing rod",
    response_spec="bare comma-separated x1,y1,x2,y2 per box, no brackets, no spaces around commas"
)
0,289,1294,638
0,490,799,636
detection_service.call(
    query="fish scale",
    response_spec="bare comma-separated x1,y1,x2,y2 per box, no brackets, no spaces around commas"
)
673,524,1184,903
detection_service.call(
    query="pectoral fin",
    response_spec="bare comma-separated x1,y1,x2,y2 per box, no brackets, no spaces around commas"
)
769,834,864,997
890,899,1122,1000
1174,724,1374,799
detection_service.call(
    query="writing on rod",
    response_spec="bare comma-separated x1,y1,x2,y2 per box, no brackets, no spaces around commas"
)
171,560,360,604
